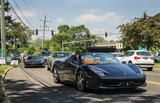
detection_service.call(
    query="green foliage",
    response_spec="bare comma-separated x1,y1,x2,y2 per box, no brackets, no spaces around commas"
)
0,2,33,56
50,24,92,54
119,12,160,51
27,46,36,55
58,25,70,33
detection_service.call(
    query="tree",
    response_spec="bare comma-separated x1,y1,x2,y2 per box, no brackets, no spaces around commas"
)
49,33,71,51
119,12,160,51
58,25,70,33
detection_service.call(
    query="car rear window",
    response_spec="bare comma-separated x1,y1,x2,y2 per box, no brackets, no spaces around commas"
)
124,52,134,56
136,52,151,56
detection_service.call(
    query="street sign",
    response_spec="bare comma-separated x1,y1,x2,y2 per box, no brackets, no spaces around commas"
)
0,57,5,65
116,43,123,49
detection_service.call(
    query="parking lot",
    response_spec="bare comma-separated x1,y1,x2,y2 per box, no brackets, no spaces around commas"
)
4,65,160,103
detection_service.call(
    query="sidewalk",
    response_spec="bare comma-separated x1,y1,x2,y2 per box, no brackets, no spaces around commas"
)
4,67,49,103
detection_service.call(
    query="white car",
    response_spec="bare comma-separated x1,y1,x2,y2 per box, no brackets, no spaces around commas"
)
121,50,154,71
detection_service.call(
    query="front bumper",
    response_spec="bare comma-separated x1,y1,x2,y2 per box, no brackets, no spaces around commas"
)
25,62,45,67
135,63,154,68
86,76,146,90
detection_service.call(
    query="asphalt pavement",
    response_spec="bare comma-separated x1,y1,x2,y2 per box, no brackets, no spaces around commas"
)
4,66,160,103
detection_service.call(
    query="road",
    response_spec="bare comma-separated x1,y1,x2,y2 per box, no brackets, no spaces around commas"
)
4,66,160,103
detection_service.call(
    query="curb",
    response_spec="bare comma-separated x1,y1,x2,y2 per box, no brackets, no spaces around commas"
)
1,66,15,103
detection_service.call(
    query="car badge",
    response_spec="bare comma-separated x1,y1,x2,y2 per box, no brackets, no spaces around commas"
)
123,72,127,75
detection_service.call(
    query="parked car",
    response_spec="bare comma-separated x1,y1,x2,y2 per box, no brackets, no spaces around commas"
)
153,55,160,63
52,52,146,91
41,51,52,64
121,50,154,71
24,55,45,68
110,52,124,61
47,52,72,71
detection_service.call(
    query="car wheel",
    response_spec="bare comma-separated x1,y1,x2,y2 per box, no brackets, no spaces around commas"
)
147,67,153,71
128,61,132,64
53,67,60,83
47,64,50,70
76,70,86,91
24,65,28,68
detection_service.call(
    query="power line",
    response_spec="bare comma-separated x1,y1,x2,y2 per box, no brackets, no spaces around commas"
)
21,0,41,18
27,0,41,18
6,0,28,28
11,0,35,29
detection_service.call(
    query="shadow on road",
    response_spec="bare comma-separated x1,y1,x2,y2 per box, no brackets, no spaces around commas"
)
5,79,160,103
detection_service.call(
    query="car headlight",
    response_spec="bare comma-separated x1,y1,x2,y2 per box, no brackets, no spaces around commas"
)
89,66,109,77
90,68,105,76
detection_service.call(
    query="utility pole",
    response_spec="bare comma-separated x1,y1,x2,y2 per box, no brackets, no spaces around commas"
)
40,15,51,50
42,15,46,49
1,0,7,64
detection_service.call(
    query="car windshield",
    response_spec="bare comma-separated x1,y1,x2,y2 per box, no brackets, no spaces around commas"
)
113,54,123,57
81,53,120,65
28,56,42,60
41,51,51,56
137,51,151,56
52,53,71,58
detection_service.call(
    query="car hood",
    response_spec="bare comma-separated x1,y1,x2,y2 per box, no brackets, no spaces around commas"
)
53,57,68,62
89,64,137,75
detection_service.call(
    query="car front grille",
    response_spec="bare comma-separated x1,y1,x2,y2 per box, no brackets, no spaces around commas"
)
101,79,145,87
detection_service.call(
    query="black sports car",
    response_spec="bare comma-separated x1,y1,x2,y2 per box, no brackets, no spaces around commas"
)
52,53,146,91
24,55,45,68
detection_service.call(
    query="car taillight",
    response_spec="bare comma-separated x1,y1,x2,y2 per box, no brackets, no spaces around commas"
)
134,56,140,60
151,57,154,60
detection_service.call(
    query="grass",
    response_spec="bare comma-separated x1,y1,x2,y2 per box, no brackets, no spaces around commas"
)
0,65,12,102
154,63,160,68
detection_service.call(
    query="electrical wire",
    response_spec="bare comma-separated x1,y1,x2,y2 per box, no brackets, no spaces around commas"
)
6,0,28,28
11,0,35,29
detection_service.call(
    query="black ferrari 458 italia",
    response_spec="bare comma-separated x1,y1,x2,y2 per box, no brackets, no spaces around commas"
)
24,55,45,68
52,53,146,91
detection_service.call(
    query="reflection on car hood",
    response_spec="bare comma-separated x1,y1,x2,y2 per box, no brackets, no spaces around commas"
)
90,64,136,75
53,57,68,62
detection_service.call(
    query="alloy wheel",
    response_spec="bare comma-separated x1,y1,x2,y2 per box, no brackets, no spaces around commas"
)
77,71,86,91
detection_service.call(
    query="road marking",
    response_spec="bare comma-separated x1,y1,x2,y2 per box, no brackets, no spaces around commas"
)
146,81,160,85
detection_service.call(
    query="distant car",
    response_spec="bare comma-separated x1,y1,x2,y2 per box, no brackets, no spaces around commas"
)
52,52,146,91
121,50,154,71
153,55,160,63
47,52,72,71
41,51,52,64
110,52,124,61
24,55,45,68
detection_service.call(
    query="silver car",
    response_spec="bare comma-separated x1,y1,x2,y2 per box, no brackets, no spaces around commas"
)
47,52,72,71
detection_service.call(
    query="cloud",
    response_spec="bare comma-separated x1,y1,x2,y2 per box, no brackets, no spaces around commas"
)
75,12,124,24
56,18,64,22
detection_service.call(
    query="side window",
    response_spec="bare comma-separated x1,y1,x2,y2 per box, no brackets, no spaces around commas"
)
124,52,134,57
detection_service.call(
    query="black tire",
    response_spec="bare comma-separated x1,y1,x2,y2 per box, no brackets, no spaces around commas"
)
24,65,28,68
128,61,132,64
147,67,153,71
53,67,60,83
76,70,86,91
47,64,50,70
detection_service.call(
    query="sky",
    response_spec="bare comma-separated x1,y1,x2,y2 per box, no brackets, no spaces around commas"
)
7,0,160,40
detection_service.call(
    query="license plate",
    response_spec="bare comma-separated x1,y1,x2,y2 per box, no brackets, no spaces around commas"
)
143,57,148,59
